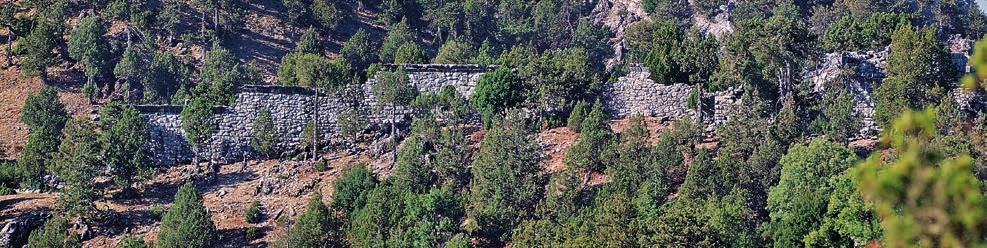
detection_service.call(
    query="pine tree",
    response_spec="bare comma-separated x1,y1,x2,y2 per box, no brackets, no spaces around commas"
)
67,15,112,102
331,163,378,217
27,216,81,248
250,107,277,158
372,68,417,163
18,85,68,189
433,39,475,64
21,21,60,83
99,104,151,190
180,96,216,163
295,28,322,54
341,29,376,71
198,41,240,106
564,100,613,174
566,100,587,132
156,182,217,248
285,191,345,247
380,19,415,63
394,43,427,64
114,46,146,103
467,112,544,244
53,118,101,218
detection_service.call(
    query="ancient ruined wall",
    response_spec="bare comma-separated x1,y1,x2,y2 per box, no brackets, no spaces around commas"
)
139,64,493,166
603,65,697,120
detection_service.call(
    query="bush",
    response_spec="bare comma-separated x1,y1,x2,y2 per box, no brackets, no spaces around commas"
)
245,226,261,241
567,100,587,132
149,203,168,219
470,68,524,128
250,108,277,158
433,40,475,64
244,200,262,224
285,191,344,247
394,42,427,64
156,182,217,248
331,163,377,217
313,160,329,172
27,216,80,248
115,235,147,248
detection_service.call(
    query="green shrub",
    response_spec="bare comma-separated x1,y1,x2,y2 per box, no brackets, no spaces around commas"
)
314,160,329,172
244,200,262,224
331,163,377,217
156,182,217,248
115,235,147,248
470,68,524,128
567,100,587,132
394,42,427,64
433,40,475,64
27,216,80,248
244,226,261,241
149,204,168,219
285,191,344,247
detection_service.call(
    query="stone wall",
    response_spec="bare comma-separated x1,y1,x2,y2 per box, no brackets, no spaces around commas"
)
139,64,493,166
603,64,697,120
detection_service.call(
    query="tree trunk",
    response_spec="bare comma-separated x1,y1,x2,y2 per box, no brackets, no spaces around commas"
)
201,11,207,42
213,7,219,36
312,89,318,161
390,102,397,166
4,29,12,67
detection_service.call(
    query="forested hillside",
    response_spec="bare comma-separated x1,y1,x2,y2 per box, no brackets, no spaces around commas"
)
4,0,987,247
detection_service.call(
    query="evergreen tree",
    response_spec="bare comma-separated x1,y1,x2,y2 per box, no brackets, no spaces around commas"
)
564,100,613,173
340,29,376,72
114,46,146,102
18,85,68,189
99,104,151,190
295,28,322,54
20,21,60,83
765,139,859,247
144,52,186,103
856,109,987,247
433,39,475,64
52,118,101,218
332,163,378,217
156,182,217,248
380,19,416,63
285,191,345,247
875,24,956,127
198,41,241,106
372,68,417,162
67,15,112,102
394,42,427,64
180,96,216,163
312,0,345,30
467,112,544,245
250,107,277,158
567,100,587,132
470,67,523,127
27,216,81,248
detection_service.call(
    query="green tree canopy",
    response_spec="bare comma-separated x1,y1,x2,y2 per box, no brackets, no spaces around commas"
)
18,85,67,189
98,103,151,190
466,112,544,245
53,118,101,219
856,109,987,247
156,182,217,248
765,138,859,247
285,191,345,247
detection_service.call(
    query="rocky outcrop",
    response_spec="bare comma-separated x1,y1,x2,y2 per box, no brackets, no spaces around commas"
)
0,212,45,248
590,0,651,69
